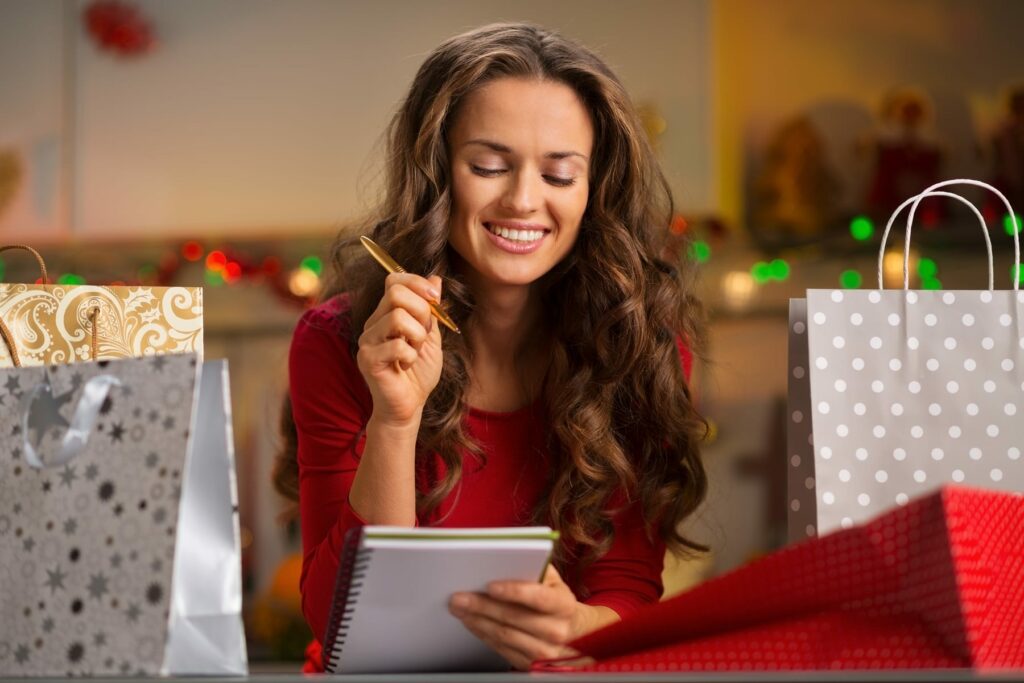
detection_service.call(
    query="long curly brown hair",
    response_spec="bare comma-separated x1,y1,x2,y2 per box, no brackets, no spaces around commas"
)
274,22,708,570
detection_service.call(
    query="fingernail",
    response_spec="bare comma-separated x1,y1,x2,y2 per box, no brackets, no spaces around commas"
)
427,287,441,301
450,594,469,609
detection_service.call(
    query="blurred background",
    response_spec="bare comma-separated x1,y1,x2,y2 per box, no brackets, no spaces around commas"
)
2,0,1023,663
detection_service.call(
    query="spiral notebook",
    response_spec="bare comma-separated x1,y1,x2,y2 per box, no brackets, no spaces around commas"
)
322,525,558,674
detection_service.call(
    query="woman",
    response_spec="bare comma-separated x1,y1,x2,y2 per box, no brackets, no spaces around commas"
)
274,22,708,671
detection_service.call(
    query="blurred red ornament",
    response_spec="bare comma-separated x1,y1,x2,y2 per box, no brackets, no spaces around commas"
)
920,204,941,229
83,1,155,57
982,203,998,225
262,256,282,275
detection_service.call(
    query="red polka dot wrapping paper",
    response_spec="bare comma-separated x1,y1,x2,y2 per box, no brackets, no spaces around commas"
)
535,486,1024,672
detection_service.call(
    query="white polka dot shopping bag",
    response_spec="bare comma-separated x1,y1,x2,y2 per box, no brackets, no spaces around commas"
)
789,180,1023,540
0,354,247,676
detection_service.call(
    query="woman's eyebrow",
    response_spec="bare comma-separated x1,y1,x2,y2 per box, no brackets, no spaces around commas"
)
462,139,588,161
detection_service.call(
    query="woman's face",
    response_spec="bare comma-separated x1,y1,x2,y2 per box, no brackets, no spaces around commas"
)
447,77,593,289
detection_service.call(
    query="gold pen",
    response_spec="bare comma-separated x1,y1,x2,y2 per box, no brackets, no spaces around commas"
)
359,236,461,334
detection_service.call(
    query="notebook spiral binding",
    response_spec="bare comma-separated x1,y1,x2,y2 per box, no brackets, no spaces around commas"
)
323,526,374,673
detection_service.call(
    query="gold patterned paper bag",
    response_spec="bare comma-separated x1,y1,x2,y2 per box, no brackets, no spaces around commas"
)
0,245,202,367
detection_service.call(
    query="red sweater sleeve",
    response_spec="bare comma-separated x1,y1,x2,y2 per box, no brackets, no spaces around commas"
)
580,336,694,619
289,298,373,644
579,500,667,619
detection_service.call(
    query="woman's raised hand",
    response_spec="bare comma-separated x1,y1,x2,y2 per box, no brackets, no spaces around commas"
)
357,273,444,427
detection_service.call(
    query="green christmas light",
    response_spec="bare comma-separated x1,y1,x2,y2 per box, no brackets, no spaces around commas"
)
850,216,874,242
0,257,5,281
750,261,772,284
57,273,86,285
300,255,323,276
1013,263,1024,285
840,269,862,289
690,240,711,264
137,264,158,281
205,269,225,287
917,257,938,279
769,258,790,281
1005,213,1022,236
922,276,942,290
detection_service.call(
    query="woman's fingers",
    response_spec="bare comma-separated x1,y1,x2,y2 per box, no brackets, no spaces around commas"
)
485,576,575,616
358,337,419,371
450,593,572,645
458,613,569,670
364,279,433,330
363,307,430,349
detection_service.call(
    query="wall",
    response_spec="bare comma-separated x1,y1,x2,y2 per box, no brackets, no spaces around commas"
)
1,0,714,242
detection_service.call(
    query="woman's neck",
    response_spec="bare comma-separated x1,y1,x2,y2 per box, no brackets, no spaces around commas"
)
467,283,541,369
462,280,549,412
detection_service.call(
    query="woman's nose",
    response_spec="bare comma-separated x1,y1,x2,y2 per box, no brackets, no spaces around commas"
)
499,169,539,214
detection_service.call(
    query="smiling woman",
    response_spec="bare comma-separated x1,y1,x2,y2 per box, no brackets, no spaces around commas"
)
273,22,708,672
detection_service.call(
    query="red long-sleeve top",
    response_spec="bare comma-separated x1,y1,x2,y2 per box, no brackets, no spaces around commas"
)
289,295,691,671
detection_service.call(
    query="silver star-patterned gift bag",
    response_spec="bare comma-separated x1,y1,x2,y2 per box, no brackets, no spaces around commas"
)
0,352,247,676
789,180,1024,541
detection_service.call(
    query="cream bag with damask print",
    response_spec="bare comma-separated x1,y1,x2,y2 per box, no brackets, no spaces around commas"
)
0,246,202,368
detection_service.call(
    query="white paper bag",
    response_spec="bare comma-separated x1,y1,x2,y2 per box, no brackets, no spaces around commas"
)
788,180,1024,540
0,353,247,676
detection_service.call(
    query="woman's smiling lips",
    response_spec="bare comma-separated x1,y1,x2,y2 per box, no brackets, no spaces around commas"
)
482,220,551,254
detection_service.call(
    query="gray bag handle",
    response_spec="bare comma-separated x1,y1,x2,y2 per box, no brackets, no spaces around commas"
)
876,179,1020,291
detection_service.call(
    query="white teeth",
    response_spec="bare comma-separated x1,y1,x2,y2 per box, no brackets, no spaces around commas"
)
489,224,544,242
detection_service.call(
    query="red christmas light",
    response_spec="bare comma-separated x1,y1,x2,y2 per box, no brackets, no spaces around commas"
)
206,251,227,271
182,241,204,261
670,215,689,235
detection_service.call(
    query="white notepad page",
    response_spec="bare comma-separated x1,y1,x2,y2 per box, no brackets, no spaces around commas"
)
329,526,556,674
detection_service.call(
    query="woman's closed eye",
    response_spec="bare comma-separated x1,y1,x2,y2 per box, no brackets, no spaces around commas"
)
470,164,576,187
543,175,576,187
471,164,507,177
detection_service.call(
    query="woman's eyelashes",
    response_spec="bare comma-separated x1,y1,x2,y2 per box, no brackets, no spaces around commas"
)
469,164,576,187
470,164,505,177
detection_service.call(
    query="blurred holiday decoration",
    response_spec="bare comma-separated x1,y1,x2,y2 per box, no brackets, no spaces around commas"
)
82,1,155,57
637,102,667,154
752,116,842,245
987,84,1024,215
0,242,321,309
0,149,23,219
248,553,312,660
864,87,945,225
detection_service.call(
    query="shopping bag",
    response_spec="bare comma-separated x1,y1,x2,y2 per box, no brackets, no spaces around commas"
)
534,486,1024,672
0,245,202,368
788,180,1023,539
0,353,247,676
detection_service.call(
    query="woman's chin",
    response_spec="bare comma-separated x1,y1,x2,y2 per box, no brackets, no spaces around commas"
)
475,265,548,289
